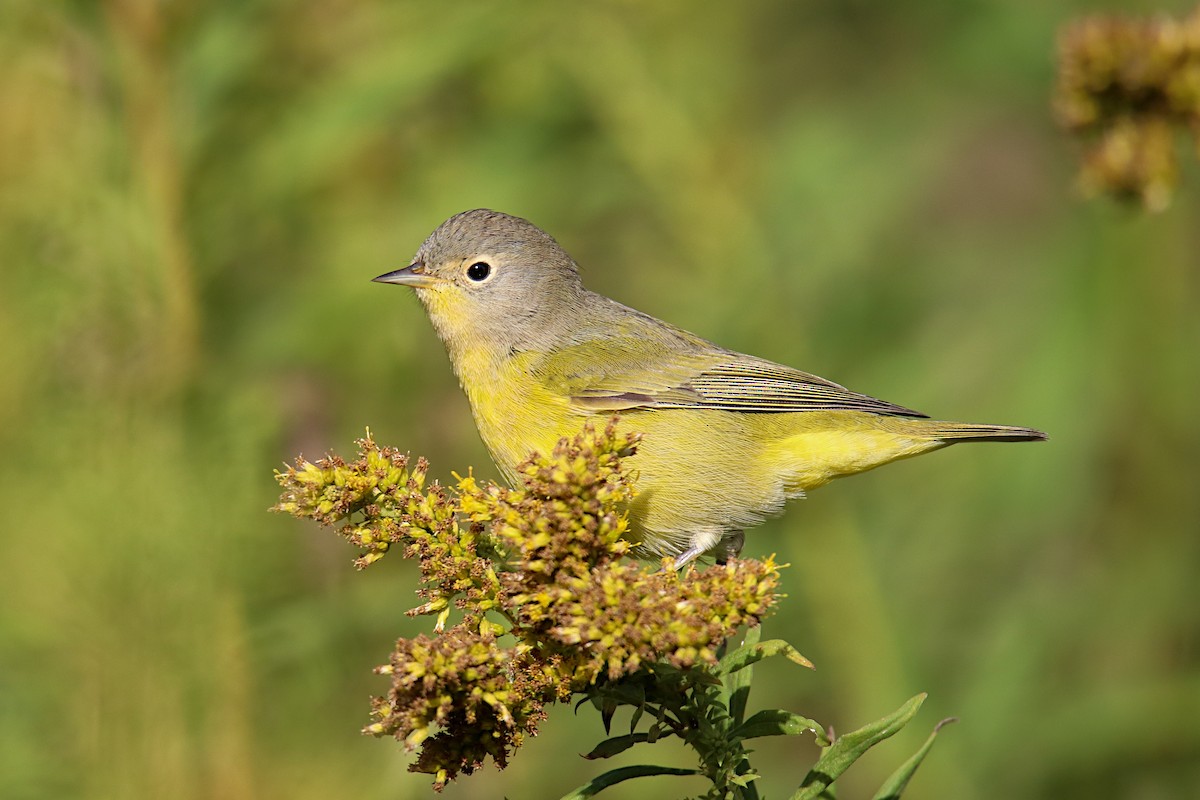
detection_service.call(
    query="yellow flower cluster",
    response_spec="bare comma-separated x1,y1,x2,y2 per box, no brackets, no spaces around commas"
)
273,421,781,790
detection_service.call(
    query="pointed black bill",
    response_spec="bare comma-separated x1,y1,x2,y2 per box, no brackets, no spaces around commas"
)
372,264,440,288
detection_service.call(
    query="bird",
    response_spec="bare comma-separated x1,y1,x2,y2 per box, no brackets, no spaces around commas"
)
374,209,1046,568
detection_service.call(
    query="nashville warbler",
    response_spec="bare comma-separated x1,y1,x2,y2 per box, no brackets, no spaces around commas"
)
375,209,1046,568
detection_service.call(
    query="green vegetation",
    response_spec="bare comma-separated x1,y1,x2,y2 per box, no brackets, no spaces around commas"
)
2,2,1198,798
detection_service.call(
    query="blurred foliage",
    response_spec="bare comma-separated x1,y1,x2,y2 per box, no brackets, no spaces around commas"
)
1,1,1198,799
1056,4,1200,210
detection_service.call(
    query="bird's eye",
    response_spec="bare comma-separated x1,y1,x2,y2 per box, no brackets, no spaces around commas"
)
466,261,492,282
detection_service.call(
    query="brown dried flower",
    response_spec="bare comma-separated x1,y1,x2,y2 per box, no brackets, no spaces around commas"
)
1055,6,1200,209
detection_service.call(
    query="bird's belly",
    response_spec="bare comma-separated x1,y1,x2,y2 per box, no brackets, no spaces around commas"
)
617,410,791,556
619,409,940,557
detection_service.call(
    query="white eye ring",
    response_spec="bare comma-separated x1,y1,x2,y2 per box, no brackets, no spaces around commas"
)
465,261,493,282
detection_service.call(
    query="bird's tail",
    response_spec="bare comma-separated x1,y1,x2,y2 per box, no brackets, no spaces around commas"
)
928,421,1048,443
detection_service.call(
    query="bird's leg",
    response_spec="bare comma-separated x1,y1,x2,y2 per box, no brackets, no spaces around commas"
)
671,545,706,571
671,530,745,570
715,530,745,565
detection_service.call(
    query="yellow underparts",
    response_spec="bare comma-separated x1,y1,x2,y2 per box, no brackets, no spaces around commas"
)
447,337,947,556
763,422,944,492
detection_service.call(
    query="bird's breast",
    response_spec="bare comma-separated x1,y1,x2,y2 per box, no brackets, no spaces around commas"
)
455,348,580,482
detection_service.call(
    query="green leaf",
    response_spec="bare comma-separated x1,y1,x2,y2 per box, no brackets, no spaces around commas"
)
791,694,927,800
628,701,645,734
717,637,814,677
729,770,761,787
738,624,763,651
726,626,761,726
694,674,726,691
583,733,651,760
558,765,701,799
871,717,956,800
600,698,616,735
732,709,829,746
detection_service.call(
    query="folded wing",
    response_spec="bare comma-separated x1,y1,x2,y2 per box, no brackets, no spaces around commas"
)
531,319,927,418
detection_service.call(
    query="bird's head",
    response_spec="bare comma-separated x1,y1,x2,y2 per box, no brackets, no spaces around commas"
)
375,209,587,357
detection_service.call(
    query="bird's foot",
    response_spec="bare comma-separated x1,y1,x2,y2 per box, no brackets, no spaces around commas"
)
715,530,745,565
670,530,745,570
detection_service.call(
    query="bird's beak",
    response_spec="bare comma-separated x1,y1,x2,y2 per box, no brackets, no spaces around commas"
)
372,263,441,289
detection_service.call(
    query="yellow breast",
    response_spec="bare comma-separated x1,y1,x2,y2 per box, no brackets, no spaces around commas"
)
456,348,580,483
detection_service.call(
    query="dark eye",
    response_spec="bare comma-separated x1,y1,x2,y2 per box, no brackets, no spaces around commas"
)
466,261,491,282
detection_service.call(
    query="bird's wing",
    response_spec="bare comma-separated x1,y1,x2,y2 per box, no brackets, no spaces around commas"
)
636,357,928,416
531,317,927,418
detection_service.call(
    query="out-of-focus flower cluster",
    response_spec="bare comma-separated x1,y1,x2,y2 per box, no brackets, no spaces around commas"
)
1055,6,1200,210
273,421,780,790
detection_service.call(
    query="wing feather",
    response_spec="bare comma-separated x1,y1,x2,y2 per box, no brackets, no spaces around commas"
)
534,320,926,418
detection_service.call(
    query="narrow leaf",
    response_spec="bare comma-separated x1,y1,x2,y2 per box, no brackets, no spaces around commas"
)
727,626,761,725
629,702,644,735
583,733,651,760
600,698,616,735
871,717,956,800
689,669,725,688
558,765,701,799
740,624,763,650
729,770,761,787
732,709,828,745
791,694,927,800
717,638,815,676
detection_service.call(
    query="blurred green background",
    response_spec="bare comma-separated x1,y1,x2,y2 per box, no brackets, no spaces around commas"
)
2,1,1198,798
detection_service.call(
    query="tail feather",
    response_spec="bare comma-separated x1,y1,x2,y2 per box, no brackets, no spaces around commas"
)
931,422,1048,443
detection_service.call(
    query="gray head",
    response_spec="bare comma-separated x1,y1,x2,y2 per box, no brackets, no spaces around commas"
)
374,209,589,357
